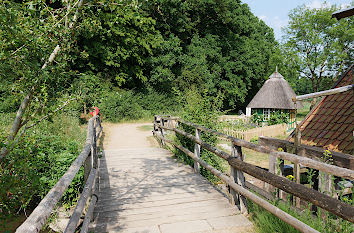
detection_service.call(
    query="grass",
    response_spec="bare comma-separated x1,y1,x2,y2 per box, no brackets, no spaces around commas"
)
137,124,153,131
296,100,311,122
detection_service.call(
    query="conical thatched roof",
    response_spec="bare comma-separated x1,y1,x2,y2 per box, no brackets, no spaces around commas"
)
247,71,303,109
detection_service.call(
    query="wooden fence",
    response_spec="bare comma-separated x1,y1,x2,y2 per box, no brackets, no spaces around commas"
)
223,123,287,141
153,115,354,233
16,116,102,233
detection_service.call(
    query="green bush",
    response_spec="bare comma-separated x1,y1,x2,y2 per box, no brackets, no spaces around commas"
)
98,89,146,122
174,89,225,183
136,89,180,115
0,114,86,215
251,111,289,126
268,111,289,125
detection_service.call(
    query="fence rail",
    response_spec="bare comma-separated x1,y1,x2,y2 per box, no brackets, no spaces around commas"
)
16,116,102,233
223,123,287,141
153,115,354,233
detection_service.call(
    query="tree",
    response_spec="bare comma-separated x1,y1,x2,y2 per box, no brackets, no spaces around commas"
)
282,4,353,95
0,0,85,160
144,0,278,110
71,2,162,89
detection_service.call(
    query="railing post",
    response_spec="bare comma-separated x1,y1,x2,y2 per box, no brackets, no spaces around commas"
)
160,117,165,146
230,143,248,214
92,119,97,169
194,128,201,173
267,154,276,193
153,115,158,135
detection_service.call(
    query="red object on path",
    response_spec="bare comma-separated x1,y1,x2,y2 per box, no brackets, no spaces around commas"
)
89,107,99,116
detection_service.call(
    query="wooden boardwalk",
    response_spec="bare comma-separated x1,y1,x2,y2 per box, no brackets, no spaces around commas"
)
89,124,253,233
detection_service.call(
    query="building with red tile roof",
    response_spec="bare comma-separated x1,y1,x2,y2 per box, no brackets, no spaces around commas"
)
294,65,353,155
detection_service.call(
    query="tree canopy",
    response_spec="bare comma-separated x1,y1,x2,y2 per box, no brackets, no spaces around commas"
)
282,3,353,93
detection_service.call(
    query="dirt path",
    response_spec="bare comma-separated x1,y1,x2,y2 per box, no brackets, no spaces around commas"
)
102,122,158,150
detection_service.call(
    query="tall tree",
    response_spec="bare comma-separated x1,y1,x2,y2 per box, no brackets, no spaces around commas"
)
0,0,85,160
282,4,353,94
143,0,278,110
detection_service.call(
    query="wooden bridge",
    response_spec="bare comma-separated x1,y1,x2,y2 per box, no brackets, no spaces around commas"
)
16,116,354,233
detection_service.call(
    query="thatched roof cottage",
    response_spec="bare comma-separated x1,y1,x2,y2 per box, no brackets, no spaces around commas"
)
246,69,303,126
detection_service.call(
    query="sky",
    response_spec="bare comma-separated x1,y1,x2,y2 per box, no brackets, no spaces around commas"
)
242,0,352,41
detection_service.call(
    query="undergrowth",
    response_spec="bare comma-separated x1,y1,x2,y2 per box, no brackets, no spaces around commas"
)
0,113,86,217
173,88,225,183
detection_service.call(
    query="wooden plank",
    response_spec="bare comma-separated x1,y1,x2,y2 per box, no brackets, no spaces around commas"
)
80,194,97,233
194,128,201,173
230,144,247,213
160,123,354,179
227,157,354,222
259,136,354,169
91,207,238,232
65,168,96,233
156,129,354,223
94,199,232,215
156,134,320,233
294,84,353,101
16,116,102,233
16,144,91,233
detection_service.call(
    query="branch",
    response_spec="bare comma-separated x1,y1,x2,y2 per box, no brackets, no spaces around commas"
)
0,1,86,162
0,89,33,159
5,97,77,156
69,0,84,28
52,0,80,29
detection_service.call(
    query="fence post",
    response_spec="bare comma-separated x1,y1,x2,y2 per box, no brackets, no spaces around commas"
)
266,155,276,193
153,115,158,135
230,143,248,214
194,128,201,173
160,117,165,146
278,158,285,200
92,119,98,169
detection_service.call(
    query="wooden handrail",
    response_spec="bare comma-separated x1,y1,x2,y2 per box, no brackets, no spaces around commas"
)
156,123,354,222
153,133,320,233
173,120,354,180
65,168,96,233
154,119,354,224
16,116,102,233
292,84,353,101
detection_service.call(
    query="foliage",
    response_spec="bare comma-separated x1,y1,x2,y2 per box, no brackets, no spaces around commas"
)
143,0,278,109
72,2,162,88
268,111,289,125
173,88,225,183
248,197,354,233
0,114,86,215
282,3,354,93
251,111,289,126
135,88,180,115
251,113,264,126
97,89,146,122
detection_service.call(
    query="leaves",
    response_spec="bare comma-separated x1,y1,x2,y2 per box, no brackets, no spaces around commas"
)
282,4,354,93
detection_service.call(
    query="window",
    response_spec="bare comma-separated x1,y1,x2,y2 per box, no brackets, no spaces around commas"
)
263,108,271,121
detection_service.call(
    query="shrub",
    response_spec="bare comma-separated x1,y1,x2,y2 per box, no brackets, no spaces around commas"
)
174,88,225,183
0,114,86,215
98,89,145,122
268,111,289,125
136,89,180,115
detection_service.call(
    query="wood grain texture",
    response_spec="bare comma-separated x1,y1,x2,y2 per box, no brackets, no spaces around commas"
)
89,147,252,232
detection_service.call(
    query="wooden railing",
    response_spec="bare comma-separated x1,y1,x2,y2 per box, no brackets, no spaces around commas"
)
16,116,103,233
153,116,354,233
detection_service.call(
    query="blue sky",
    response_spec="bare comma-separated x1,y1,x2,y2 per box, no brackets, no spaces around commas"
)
242,0,352,41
